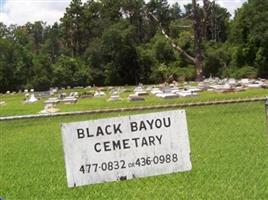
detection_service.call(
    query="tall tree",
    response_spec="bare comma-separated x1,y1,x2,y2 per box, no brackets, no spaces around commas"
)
230,0,268,77
149,0,205,81
61,0,84,56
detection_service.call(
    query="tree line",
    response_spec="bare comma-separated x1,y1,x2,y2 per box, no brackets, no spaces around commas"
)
0,0,267,92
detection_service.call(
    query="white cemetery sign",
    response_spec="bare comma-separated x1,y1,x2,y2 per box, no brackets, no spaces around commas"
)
61,110,192,187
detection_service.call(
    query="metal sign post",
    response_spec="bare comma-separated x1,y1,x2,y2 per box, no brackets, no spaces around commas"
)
265,96,268,128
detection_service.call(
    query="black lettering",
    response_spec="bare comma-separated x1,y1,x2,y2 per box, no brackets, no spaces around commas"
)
113,124,122,134
77,129,85,139
94,143,101,152
132,137,140,147
148,136,155,146
155,119,162,128
86,128,94,137
139,121,147,131
146,119,154,129
112,140,121,150
163,117,171,127
130,122,138,132
96,127,104,136
103,141,111,152
105,125,112,135
156,135,163,144
141,137,148,147
122,139,130,149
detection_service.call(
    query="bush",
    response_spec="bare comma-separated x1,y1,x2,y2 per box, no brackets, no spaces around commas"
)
221,66,257,79
170,65,196,81
150,63,196,83
236,66,257,79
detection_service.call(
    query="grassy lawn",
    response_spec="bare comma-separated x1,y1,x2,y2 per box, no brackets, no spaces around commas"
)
0,88,267,117
1,102,268,199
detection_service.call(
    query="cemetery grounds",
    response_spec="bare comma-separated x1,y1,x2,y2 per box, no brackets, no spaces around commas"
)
0,87,268,199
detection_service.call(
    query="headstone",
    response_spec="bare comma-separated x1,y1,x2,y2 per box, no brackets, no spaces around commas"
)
108,95,121,102
59,93,67,99
61,96,78,104
25,94,38,104
135,91,149,96
39,105,59,114
49,87,58,95
156,93,178,99
94,91,106,97
44,98,60,106
128,94,145,101
70,92,79,98
134,86,148,96
228,79,237,86
240,79,250,85
177,90,198,97
247,81,262,88
186,87,202,93
151,88,162,95
25,93,30,99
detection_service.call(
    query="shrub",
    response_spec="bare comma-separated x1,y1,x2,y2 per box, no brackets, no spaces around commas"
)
236,66,257,79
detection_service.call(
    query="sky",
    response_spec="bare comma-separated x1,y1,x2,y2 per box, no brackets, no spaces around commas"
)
0,0,247,26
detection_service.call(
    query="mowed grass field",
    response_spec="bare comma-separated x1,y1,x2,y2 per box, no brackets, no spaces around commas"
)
0,88,267,117
1,102,268,199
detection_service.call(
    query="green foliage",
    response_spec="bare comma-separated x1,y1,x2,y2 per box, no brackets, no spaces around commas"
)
204,42,231,77
102,21,139,85
236,66,258,79
170,64,196,81
229,0,268,78
0,0,267,92
152,34,176,63
52,55,92,87
136,45,156,83
169,19,192,39
221,66,258,79
151,62,195,83
206,4,231,42
146,0,171,28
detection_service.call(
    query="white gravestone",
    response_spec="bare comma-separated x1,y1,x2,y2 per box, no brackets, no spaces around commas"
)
61,110,192,187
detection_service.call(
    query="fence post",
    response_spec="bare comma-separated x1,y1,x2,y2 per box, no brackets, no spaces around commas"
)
266,97,268,128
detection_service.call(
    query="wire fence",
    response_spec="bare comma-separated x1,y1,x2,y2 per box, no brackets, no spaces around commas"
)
0,97,266,121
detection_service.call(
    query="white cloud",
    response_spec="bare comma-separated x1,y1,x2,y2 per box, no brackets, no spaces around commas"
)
0,0,247,26
1,0,71,25
168,0,247,16
216,0,247,16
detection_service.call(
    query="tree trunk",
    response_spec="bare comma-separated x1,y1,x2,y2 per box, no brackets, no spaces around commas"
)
202,0,210,40
192,0,204,81
148,0,206,82
195,58,204,81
